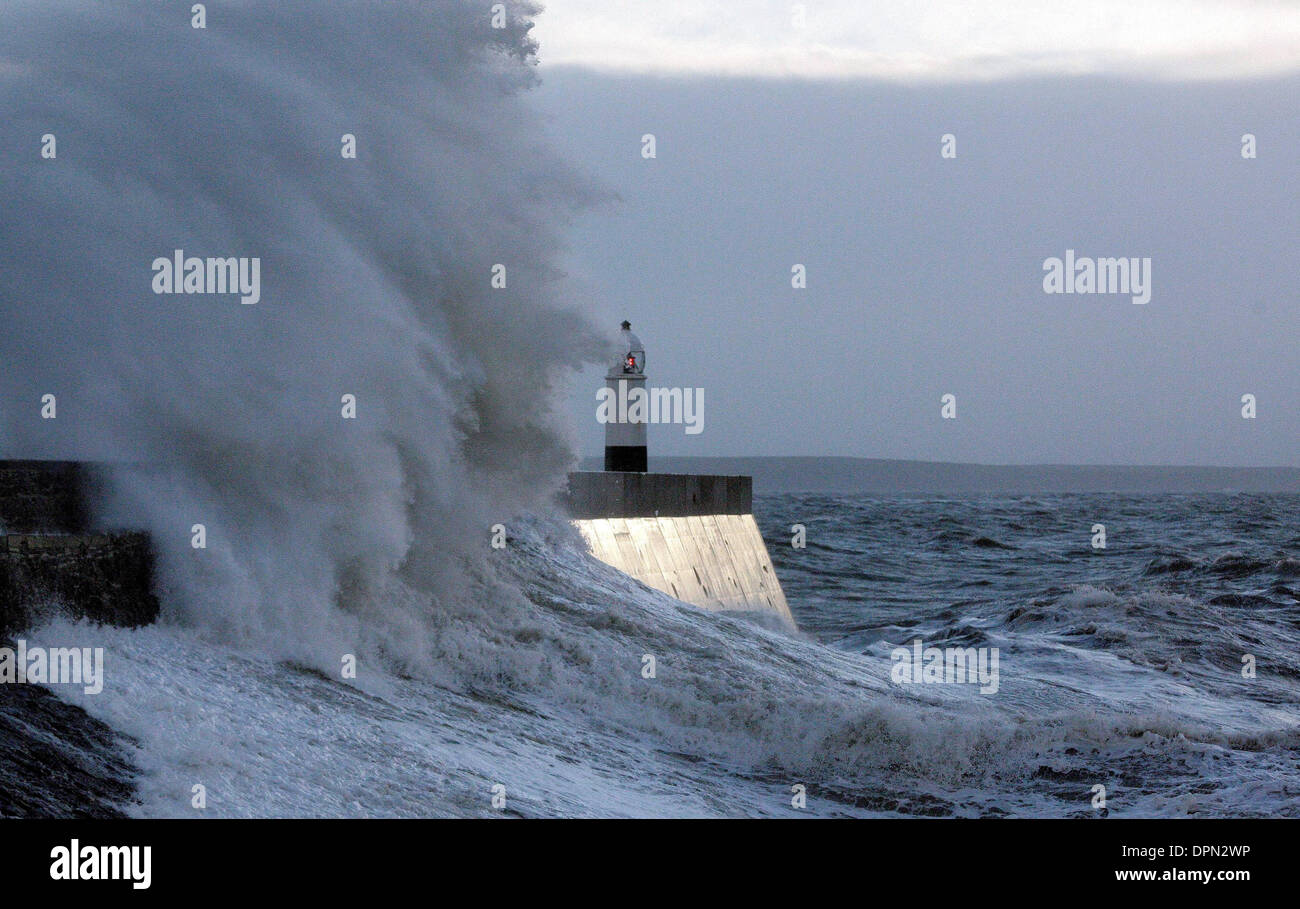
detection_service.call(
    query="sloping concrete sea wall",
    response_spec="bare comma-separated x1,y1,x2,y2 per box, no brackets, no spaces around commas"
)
563,472,794,628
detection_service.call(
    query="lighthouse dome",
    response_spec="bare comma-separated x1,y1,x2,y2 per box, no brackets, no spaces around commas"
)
611,320,645,376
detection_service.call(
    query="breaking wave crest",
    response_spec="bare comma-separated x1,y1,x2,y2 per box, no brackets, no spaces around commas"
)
0,0,608,672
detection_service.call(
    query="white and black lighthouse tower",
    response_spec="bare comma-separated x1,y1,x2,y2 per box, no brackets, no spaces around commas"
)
604,320,648,472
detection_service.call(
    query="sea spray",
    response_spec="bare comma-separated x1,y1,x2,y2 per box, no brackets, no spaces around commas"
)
0,0,608,670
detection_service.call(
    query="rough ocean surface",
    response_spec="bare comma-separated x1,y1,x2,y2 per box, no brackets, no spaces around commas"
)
6,492,1299,818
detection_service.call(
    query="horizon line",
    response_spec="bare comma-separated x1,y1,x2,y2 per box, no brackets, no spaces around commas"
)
584,455,1300,471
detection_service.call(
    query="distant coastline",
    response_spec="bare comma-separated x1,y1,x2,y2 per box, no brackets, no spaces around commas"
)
578,456,1300,494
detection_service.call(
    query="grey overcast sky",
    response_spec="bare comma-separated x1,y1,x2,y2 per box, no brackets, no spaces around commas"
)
531,2,1300,466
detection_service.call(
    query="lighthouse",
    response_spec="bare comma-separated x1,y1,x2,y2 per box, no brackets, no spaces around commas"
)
566,320,793,626
604,320,648,472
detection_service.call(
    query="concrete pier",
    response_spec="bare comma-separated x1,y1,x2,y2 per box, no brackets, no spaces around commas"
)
0,462,159,634
563,472,794,627
564,471,752,520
